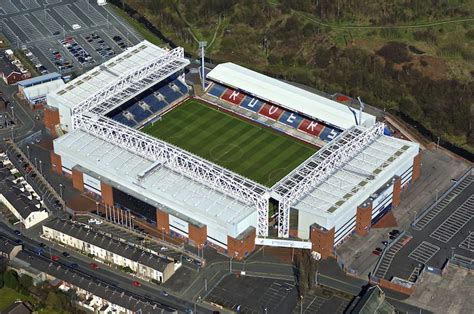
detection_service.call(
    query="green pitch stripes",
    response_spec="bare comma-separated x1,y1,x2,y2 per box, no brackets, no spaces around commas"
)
141,100,317,187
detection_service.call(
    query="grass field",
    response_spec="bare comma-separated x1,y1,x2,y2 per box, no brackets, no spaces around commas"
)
141,100,317,186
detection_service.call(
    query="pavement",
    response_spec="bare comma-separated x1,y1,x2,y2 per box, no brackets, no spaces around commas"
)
1,0,142,75
337,147,472,279
380,172,473,281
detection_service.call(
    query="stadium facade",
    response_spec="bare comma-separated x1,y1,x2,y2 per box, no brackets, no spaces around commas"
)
45,41,421,260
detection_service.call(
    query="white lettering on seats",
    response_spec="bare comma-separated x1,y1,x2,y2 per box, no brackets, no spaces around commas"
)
306,120,319,131
287,113,296,123
268,106,279,115
327,129,338,140
228,91,240,101
248,98,259,107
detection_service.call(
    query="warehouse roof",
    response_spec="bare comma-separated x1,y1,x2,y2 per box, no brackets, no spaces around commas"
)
207,62,376,130
47,41,168,111
53,130,256,233
44,218,173,272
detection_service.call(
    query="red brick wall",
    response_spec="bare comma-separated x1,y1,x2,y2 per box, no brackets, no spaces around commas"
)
412,153,422,182
379,278,415,295
227,228,256,260
156,208,169,234
50,151,62,174
392,177,402,207
356,202,373,236
310,225,335,259
189,224,207,246
43,107,60,137
71,168,84,192
100,182,113,206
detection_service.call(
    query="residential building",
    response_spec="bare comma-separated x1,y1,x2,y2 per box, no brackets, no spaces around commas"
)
14,250,167,314
0,49,31,85
43,218,178,283
0,236,22,260
2,301,33,314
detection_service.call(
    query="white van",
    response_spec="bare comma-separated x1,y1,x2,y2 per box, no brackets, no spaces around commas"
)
72,24,81,30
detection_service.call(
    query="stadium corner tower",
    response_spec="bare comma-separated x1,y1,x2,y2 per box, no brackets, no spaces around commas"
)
45,41,421,260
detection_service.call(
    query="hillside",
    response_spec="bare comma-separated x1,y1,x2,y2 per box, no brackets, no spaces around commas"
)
115,0,474,157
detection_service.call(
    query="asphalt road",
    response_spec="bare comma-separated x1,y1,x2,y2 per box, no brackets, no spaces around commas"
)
0,220,212,313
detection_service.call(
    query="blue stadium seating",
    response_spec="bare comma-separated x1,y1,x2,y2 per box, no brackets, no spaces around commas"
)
143,95,167,113
319,127,341,142
112,112,136,127
240,96,264,112
208,84,226,98
279,111,304,128
175,80,188,94
128,104,150,123
159,85,181,103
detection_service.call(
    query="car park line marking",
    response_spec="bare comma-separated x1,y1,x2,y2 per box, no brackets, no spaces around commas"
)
408,241,440,264
430,195,474,243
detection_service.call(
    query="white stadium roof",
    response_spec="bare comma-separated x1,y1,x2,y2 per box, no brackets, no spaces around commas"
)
207,62,376,130
54,129,256,234
48,40,168,111
293,135,418,215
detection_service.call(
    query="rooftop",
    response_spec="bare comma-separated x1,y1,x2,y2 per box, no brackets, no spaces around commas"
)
292,133,418,215
0,236,21,256
53,129,256,231
15,251,165,313
18,72,61,87
44,218,173,272
23,79,65,101
47,41,168,111
0,179,45,220
207,62,376,130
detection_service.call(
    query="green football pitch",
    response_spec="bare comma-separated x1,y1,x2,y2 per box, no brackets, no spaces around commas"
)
141,99,317,187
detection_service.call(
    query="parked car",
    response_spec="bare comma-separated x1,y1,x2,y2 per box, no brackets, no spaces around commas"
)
62,252,70,258
132,281,141,287
69,263,79,269
89,263,99,269
160,291,169,297
382,241,389,246
372,250,381,256
39,242,47,248
51,255,60,261
13,230,21,235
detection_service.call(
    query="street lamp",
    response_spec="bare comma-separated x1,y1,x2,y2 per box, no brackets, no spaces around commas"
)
59,183,63,199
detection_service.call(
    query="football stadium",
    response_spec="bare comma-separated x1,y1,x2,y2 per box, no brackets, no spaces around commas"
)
45,41,421,259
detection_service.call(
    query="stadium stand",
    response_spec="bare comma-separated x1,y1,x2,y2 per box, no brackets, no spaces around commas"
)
108,76,188,127
206,82,342,142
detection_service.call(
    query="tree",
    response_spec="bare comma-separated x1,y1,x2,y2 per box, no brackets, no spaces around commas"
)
18,274,33,294
46,291,62,309
3,270,19,290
